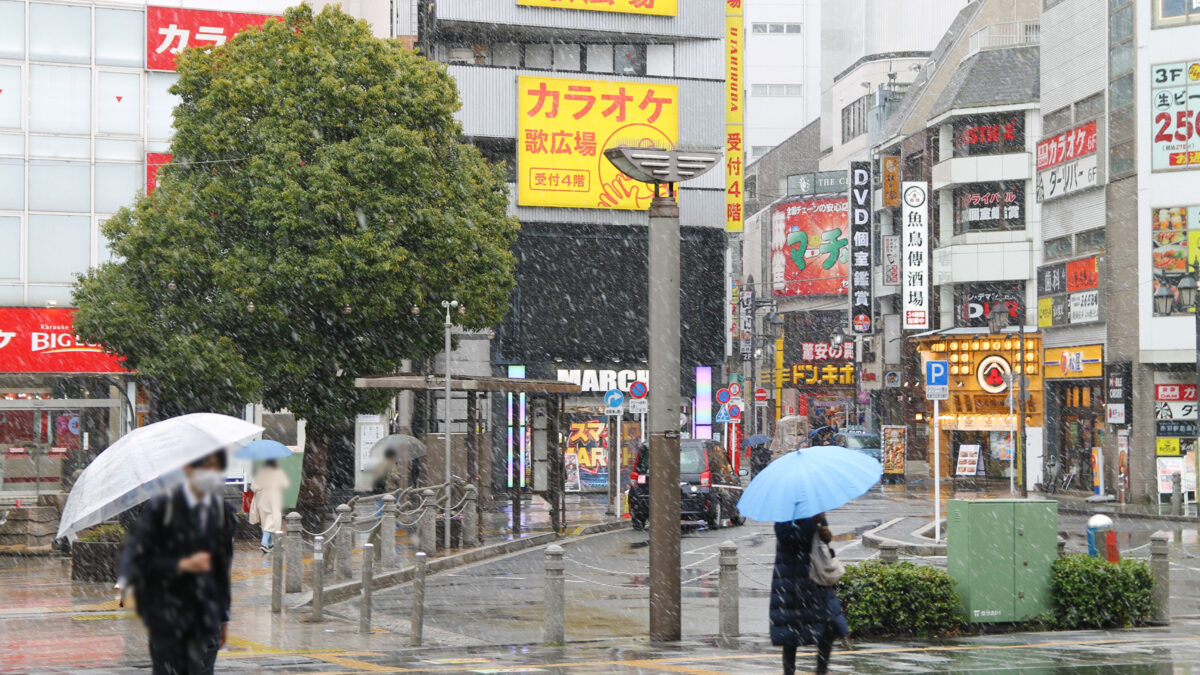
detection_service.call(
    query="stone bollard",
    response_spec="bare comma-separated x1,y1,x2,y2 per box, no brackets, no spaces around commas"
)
411,551,427,647
360,543,374,633
879,541,900,564
1151,532,1171,625
285,512,302,593
335,504,353,580
1057,535,1067,558
544,545,565,644
464,485,479,547
271,531,284,613
719,541,739,639
1172,474,1183,516
312,536,325,622
381,494,397,568
419,489,436,555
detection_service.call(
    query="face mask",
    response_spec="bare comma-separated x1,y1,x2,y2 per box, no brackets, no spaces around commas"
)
191,469,225,495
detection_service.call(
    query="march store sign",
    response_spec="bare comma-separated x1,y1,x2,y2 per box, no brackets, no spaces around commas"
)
518,76,679,210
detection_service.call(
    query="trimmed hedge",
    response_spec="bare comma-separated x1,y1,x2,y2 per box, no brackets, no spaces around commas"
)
1050,554,1154,630
78,523,126,543
836,561,962,638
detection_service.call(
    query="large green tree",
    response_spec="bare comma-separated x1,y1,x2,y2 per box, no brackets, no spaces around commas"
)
73,4,518,515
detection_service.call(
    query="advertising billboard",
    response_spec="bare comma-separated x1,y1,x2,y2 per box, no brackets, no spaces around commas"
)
147,6,277,71
724,0,744,232
518,0,678,16
901,182,930,330
517,76,678,209
770,198,850,297
0,308,126,374
1035,120,1100,202
1151,205,1200,316
849,162,872,333
1150,59,1200,171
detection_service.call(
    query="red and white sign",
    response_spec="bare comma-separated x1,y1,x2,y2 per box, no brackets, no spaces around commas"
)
0,308,126,374
754,388,769,402
1036,121,1100,202
147,6,278,71
1156,384,1198,402
146,152,172,195
1036,121,1098,172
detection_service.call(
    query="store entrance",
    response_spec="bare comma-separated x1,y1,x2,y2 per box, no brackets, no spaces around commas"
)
1056,383,1104,491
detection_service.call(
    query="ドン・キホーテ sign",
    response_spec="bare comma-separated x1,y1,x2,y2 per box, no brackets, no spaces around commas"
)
0,308,126,374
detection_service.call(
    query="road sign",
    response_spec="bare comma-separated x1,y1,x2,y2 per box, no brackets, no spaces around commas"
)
728,382,742,398
730,397,745,409
925,360,949,401
605,405,624,417
716,388,732,405
715,405,733,424
755,399,768,408
629,399,648,414
629,381,648,399
754,388,768,402
728,404,742,420
604,389,624,408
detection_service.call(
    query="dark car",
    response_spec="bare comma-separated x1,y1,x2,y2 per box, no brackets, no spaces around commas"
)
628,439,745,530
833,431,882,462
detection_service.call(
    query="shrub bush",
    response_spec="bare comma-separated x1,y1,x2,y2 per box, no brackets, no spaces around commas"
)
78,523,126,543
836,561,962,637
1050,554,1154,629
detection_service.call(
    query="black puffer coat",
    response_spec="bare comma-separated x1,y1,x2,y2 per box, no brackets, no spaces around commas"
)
769,518,839,646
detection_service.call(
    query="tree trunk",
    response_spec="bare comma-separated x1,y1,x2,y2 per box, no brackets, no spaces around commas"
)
298,427,331,530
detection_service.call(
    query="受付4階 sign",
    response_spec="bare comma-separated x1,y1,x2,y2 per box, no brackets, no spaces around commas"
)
0,308,126,374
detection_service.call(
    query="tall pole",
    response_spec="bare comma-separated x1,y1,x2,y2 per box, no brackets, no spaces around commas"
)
1009,376,1016,495
648,188,682,642
1018,306,1029,498
934,397,941,541
1193,261,1200,506
442,300,456,550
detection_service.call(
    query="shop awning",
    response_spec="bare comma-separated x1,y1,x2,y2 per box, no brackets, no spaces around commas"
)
354,373,582,395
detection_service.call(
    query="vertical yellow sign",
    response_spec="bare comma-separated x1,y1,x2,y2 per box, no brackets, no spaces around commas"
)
725,1,744,232
517,75,678,210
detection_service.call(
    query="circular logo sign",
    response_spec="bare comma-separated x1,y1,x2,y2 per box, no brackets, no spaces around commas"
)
903,185,926,208
977,355,1012,394
853,313,872,333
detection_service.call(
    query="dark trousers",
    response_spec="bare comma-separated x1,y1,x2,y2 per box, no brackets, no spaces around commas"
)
781,623,836,675
149,630,220,675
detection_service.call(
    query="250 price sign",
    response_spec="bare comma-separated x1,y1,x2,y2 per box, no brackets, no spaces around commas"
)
1150,60,1200,171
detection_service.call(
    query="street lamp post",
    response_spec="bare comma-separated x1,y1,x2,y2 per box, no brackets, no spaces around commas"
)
441,299,459,550
603,146,719,642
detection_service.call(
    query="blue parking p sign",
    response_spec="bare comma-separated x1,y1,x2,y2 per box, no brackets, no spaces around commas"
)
925,361,949,386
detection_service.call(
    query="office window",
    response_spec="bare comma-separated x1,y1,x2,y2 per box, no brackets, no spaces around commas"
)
0,216,18,279
553,44,580,71
1044,236,1072,260
524,44,552,69
30,65,91,134
646,44,673,77
0,134,20,156
1076,229,1106,253
0,159,23,209
1074,93,1105,122
953,182,1026,233
952,112,1025,158
29,135,90,158
1153,0,1200,26
1109,0,1135,178
96,8,144,66
147,72,180,139
98,72,142,135
0,1,23,59
30,3,90,64
751,23,801,34
95,163,142,213
615,45,645,75
1043,105,1072,135
28,215,89,283
586,44,614,73
30,160,89,212
841,94,870,143
492,43,519,68
752,84,802,97
96,139,143,161
751,146,773,160
0,66,19,130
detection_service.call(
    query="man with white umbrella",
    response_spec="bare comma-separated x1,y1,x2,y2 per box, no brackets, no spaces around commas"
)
121,449,236,675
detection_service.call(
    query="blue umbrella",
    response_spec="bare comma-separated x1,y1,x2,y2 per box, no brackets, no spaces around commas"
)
741,434,771,448
235,439,292,461
737,445,881,522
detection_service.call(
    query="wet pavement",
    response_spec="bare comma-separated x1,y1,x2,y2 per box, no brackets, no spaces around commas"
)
6,485,1200,672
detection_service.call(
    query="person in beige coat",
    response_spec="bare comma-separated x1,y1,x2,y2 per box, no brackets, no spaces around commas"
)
248,460,289,553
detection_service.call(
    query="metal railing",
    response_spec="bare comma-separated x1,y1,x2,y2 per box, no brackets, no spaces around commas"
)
967,20,1040,55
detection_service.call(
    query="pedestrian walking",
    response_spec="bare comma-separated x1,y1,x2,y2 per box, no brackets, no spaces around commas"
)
248,459,289,553
770,513,848,675
120,450,236,675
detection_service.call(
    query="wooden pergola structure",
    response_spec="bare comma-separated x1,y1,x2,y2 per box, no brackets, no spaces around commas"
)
354,374,581,535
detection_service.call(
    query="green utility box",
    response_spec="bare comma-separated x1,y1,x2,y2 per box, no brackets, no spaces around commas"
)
946,499,1057,623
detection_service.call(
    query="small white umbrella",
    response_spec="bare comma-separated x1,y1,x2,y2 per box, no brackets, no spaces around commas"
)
57,413,263,539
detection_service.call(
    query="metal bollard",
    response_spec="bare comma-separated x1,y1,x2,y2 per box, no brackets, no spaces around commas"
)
719,541,739,638
271,530,284,613
411,551,427,647
360,543,374,633
464,485,479,547
1151,532,1170,625
543,545,565,644
879,542,899,564
381,494,397,568
312,536,325,622
335,504,353,580
1172,474,1183,516
1057,535,1067,558
419,489,436,555
285,512,302,593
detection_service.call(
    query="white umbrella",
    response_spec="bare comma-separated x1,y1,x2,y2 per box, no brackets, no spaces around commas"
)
57,413,263,539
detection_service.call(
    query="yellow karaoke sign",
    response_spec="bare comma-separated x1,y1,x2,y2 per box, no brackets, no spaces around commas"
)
518,0,678,16
517,75,679,210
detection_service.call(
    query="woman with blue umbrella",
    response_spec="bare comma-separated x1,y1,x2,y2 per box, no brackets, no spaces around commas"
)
238,440,292,553
737,444,882,675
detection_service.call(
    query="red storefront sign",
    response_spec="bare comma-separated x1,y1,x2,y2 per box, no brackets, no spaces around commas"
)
1157,384,1198,402
1065,256,1099,292
146,152,172,194
1036,121,1098,172
0,308,126,374
147,6,277,71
